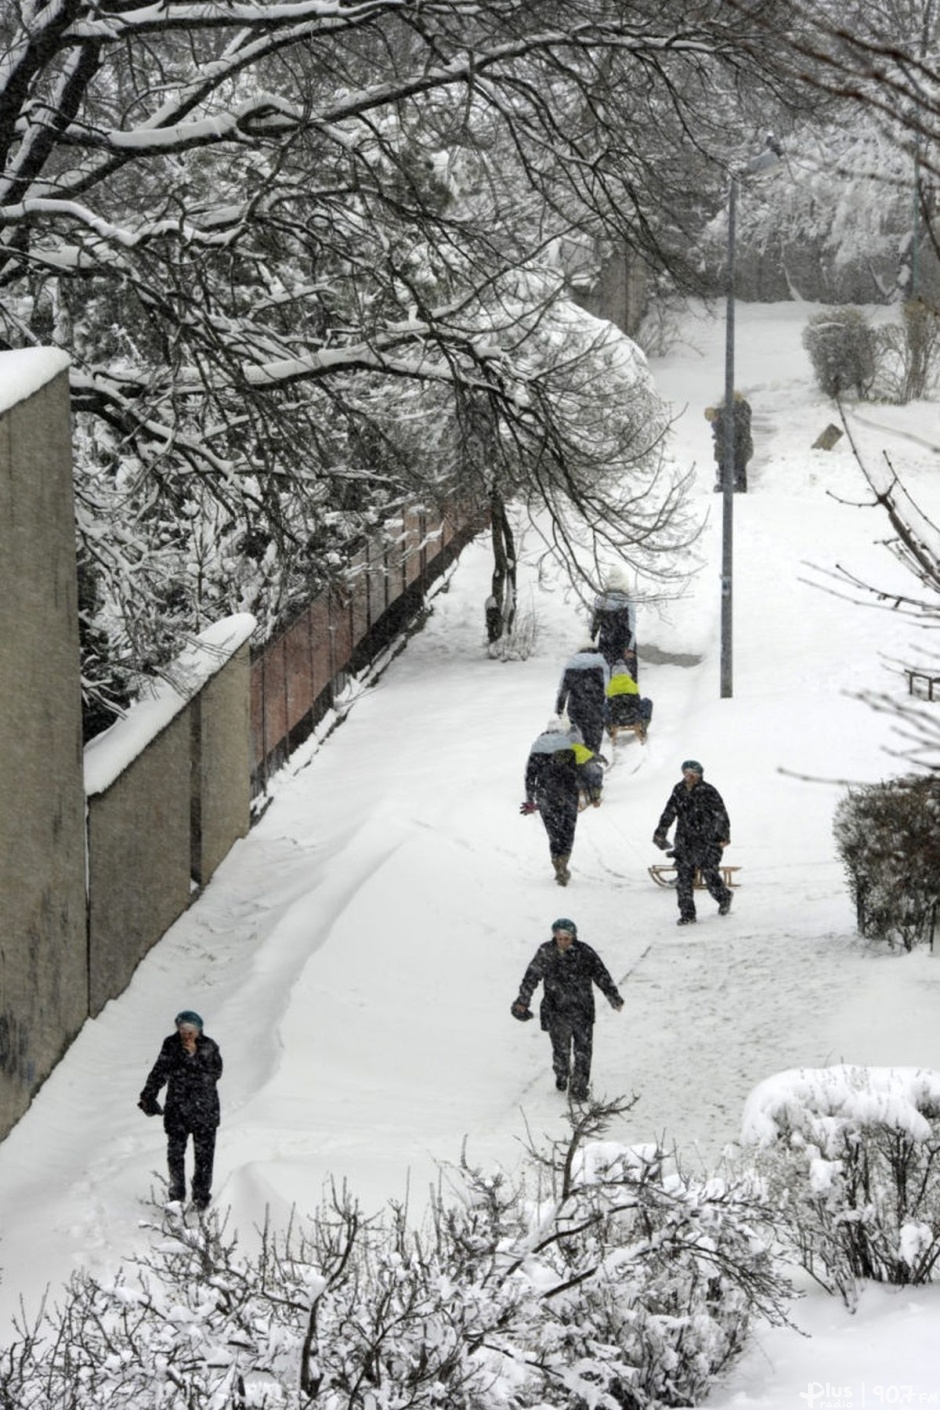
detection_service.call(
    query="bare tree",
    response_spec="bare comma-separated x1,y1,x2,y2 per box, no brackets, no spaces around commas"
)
808,417,940,769
0,0,808,719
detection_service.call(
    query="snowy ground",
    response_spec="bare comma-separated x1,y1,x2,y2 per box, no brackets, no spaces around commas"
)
2,301,940,1406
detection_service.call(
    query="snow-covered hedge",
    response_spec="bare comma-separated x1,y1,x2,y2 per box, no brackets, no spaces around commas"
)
834,775,940,950
0,1102,792,1408
741,1065,940,1310
802,307,876,400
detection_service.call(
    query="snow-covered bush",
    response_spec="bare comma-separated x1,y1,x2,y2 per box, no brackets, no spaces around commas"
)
0,1100,792,1409
802,308,876,400
871,299,940,403
834,775,940,950
741,1066,940,1310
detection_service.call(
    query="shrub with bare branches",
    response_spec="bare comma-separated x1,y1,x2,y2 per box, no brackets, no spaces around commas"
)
0,1099,793,1408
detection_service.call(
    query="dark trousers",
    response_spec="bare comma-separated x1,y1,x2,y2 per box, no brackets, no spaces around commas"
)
166,1122,217,1203
548,1017,593,1097
568,703,606,755
566,699,611,755
676,858,732,920
599,642,635,678
541,796,579,858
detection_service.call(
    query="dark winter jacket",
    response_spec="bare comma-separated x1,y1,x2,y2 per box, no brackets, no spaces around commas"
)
525,732,602,806
711,400,753,472
590,590,636,661
526,740,580,810
654,779,731,867
140,1032,223,1131
555,650,609,739
517,939,622,1031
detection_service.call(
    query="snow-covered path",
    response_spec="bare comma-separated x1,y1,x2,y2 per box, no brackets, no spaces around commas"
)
2,303,939,1404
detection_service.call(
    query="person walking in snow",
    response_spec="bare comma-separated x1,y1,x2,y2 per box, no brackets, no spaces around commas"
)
521,723,585,886
590,569,637,675
138,1010,222,1210
555,644,610,754
653,760,733,926
706,393,753,493
510,918,623,1101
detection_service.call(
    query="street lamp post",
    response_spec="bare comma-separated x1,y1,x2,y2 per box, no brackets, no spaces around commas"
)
720,175,737,699
720,139,783,700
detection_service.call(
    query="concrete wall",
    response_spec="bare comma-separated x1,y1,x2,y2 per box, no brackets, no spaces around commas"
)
84,620,254,1019
0,356,87,1136
86,713,192,1017
193,642,251,884
0,349,465,1140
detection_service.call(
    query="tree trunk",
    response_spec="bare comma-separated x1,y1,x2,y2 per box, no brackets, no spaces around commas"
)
486,490,517,643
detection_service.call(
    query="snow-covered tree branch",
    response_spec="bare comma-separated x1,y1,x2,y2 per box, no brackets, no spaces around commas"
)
0,0,808,727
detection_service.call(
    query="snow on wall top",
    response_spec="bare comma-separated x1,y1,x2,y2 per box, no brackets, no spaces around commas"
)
0,348,71,416
84,613,257,797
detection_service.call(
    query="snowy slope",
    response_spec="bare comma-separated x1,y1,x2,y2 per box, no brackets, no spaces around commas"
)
1,302,939,1404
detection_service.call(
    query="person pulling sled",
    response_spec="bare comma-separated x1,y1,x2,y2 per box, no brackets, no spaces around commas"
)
521,722,598,885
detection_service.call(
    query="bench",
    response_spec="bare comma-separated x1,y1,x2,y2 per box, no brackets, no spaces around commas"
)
649,863,741,890
905,668,940,702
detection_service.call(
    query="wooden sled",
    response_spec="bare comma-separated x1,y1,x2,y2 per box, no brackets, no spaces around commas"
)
649,863,741,889
607,722,647,745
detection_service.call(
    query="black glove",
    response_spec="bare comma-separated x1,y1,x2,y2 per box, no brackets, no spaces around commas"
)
138,1097,162,1117
511,1000,534,1022
653,833,669,851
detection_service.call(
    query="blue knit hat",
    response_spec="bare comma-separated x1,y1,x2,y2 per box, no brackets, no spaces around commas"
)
175,1010,204,1030
551,918,577,935
681,760,703,775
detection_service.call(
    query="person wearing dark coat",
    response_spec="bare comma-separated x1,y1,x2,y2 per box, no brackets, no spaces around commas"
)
706,393,753,492
522,724,583,886
555,645,610,754
653,760,733,925
605,667,653,742
511,918,623,1101
139,1010,223,1209
590,568,637,675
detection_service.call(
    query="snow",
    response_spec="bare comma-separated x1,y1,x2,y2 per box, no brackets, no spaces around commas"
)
83,613,256,796
0,346,70,414
2,302,940,1403
741,1066,940,1149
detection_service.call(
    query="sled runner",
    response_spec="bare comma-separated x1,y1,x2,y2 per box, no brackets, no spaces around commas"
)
607,721,647,745
648,862,741,889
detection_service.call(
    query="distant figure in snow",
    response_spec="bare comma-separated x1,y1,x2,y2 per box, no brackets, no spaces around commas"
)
605,667,653,743
590,568,637,676
138,1010,222,1211
706,393,753,492
652,760,732,926
521,722,595,886
555,644,610,754
510,918,623,1101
